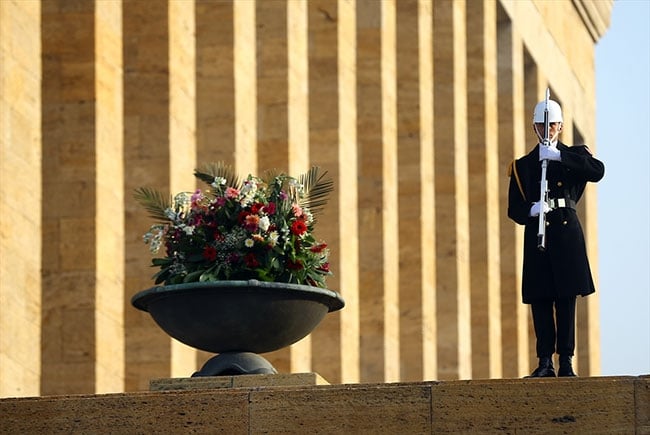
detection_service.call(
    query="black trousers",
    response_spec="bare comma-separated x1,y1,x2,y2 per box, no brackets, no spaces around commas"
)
530,296,577,358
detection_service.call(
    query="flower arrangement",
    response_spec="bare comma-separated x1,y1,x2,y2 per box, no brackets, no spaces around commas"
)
134,162,333,288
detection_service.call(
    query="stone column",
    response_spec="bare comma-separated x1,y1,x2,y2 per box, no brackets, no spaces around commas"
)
196,0,236,165
356,0,386,383
417,0,437,382
123,0,172,391
380,0,400,383
40,0,97,395
308,0,351,384
433,0,471,380
336,0,361,384
466,0,502,379
0,0,42,397
95,0,125,393
396,0,426,382
257,0,290,172
234,0,257,175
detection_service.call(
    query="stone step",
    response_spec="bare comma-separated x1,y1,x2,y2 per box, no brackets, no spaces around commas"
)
1,375,647,433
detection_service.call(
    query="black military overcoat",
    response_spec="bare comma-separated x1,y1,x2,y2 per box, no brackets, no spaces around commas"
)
507,142,605,303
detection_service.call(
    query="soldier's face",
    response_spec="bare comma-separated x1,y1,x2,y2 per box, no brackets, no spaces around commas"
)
534,122,563,141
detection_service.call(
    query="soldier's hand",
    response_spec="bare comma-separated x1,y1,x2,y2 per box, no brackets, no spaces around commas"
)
529,201,551,217
539,144,561,161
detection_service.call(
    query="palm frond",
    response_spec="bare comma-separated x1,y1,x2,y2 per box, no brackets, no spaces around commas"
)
133,187,172,223
298,166,334,217
261,167,284,185
194,162,240,189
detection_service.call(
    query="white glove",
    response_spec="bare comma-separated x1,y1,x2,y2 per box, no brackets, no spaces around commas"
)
529,201,551,217
539,144,561,161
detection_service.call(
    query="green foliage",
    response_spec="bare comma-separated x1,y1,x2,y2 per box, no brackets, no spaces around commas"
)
133,187,171,223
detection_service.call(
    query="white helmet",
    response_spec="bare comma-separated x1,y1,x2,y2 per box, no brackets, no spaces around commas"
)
532,99,563,123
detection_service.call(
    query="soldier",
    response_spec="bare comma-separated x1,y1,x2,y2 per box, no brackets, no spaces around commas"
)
507,98,605,377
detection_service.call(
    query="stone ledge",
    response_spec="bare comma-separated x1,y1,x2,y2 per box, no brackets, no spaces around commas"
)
150,372,330,391
0,375,647,434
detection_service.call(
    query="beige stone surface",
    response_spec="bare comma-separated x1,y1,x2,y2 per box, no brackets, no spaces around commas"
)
95,0,125,394
0,389,251,434
250,383,432,433
307,0,347,386
637,376,650,432
433,0,472,381
430,377,638,433
122,0,174,392
0,0,42,397
150,372,329,391
0,377,645,434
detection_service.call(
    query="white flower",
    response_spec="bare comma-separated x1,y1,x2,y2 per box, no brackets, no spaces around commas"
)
240,179,256,195
304,209,314,224
289,178,302,191
182,225,195,235
244,238,254,248
143,225,165,253
211,176,227,188
174,192,190,209
268,231,279,247
239,179,258,207
164,207,178,221
259,215,270,232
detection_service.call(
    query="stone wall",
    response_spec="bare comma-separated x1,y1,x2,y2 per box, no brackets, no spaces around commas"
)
0,0,612,397
1,376,647,433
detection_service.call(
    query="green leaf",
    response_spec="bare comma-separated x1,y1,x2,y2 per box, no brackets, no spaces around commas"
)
200,264,221,282
134,187,172,223
153,268,171,285
151,257,172,267
298,167,334,219
194,162,240,189
169,274,184,285
183,270,204,283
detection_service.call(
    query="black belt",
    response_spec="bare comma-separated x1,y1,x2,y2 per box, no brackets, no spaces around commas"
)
548,197,576,210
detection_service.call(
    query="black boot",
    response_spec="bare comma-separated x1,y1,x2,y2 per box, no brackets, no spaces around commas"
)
558,355,577,377
525,356,556,378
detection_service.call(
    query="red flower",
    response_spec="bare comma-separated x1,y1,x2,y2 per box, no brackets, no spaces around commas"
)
318,262,330,273
264,202,276,215
250,202,264,214
291,219,307,236
238,211,250,224
286,258,303,270
310,242,327,253
244,253,259,268
202,246,217,261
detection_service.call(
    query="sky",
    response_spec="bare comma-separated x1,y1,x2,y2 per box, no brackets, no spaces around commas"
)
596,0,650,376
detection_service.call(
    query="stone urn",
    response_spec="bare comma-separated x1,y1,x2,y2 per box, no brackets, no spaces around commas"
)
131,280,345,376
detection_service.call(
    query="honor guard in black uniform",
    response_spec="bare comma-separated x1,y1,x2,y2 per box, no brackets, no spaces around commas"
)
507,98,605,377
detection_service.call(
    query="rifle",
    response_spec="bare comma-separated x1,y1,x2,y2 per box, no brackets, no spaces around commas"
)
537,88,551,250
